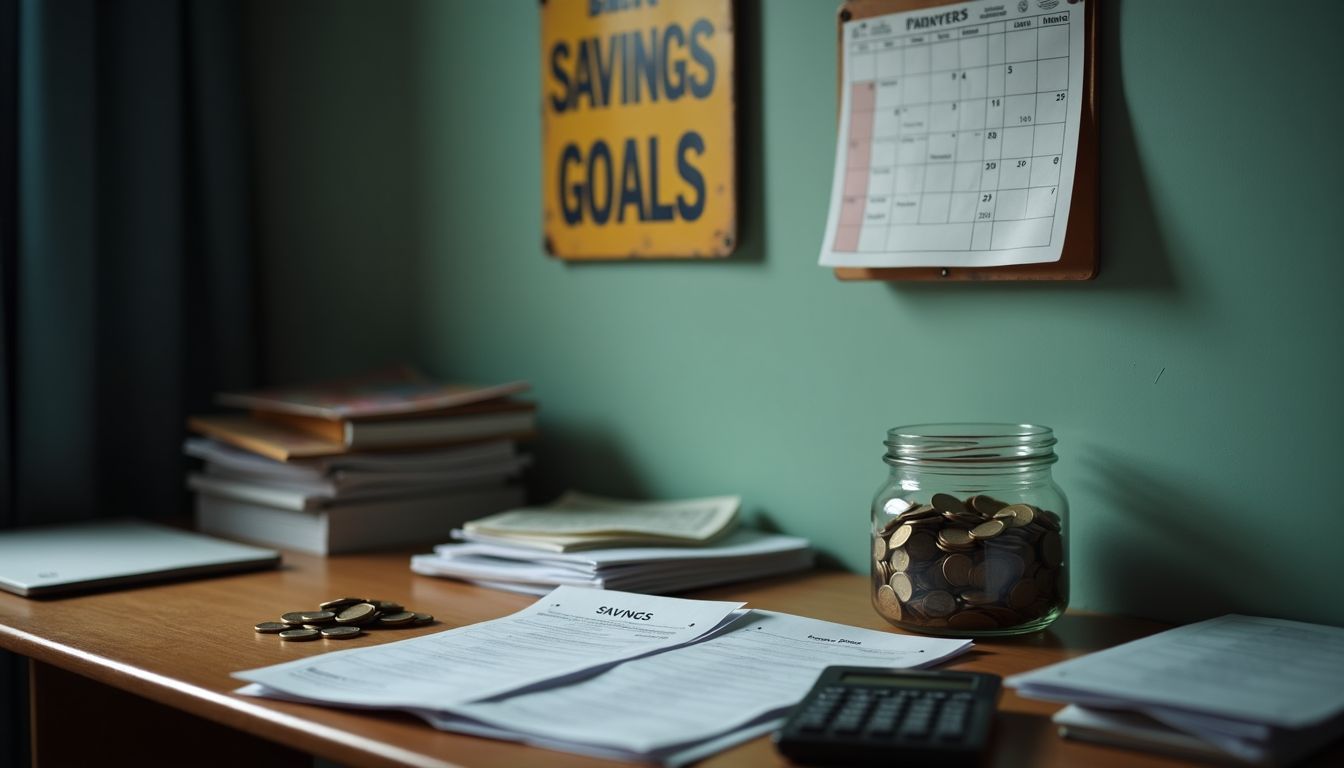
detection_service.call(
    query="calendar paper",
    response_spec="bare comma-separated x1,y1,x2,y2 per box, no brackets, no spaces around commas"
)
820,0,1085,269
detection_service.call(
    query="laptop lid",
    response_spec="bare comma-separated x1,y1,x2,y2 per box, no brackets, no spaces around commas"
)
0,519,280,597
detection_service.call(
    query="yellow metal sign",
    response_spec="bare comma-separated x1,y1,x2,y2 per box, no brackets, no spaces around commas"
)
541,0,735,260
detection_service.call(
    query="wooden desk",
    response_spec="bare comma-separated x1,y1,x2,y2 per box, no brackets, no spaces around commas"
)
0,550,1338,768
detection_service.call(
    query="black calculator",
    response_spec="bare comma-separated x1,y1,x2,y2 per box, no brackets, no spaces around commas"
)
773,666,1001,767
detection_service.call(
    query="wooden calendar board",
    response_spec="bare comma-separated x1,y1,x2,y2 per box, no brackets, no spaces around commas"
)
541,0,736,260
832,0,1097,281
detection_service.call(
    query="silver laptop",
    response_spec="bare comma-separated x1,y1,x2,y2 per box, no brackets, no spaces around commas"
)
0,519,280,597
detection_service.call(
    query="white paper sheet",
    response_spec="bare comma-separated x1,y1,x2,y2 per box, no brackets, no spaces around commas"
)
425,610,972,756
443,528,811,569
464,491,740,545
234,586,744,709
1009,614,1344,730
819,0,1085,268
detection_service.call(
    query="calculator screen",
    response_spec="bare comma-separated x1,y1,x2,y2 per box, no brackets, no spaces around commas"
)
838,672,974,691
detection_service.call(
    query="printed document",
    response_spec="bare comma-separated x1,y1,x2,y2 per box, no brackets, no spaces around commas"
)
235,586,744,709
424,610,971,760
238,588,972,764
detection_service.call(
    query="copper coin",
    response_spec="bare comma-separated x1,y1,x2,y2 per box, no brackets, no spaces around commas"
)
1002,504,1036,528
986,555,1026,597
320,626,363,639
969,562,986,589
960,590,993,605
970,520,1006,540
931,493,968,517
874,558,892,586
899,504,941,521
335,602,379,625
905,533,939,562
1035,567,1056,594
969,495,1007,517
944,512,984,527
922,590,957,618
941,554,974,587
937,528,975,549
377,611,416,627
1038,509,1062,531
319,597,365,612
981,605,1023,627
1041,531,1063,568
889,572,915,603
875,584,903,620
888,547,911,572
1009,580,1039,609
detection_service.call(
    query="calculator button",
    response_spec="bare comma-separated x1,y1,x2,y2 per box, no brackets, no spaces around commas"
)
832,718,865,735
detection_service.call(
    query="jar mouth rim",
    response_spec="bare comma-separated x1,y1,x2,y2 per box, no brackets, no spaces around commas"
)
885,423,1054,441
884,423,1057,466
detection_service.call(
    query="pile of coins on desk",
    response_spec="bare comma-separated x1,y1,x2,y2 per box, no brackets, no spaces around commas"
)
872,493,1066,635
254,597,435,641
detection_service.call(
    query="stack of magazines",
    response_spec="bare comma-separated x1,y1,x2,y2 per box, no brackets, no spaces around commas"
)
185,368,533,554
412,492,814,594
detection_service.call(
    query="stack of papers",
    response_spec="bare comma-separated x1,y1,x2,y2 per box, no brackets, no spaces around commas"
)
1008,615,1344,766
460,491,741,551
237,586,973,765
412,528,815,595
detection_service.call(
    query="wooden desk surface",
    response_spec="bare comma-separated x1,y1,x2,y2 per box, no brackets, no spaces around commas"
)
0,550,1337,768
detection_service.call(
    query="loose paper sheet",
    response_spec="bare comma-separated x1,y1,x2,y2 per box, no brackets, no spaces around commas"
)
820,0,1085,268
466,491,739,537
1009,614,1344,730
234,586,744,709
425,610,972,756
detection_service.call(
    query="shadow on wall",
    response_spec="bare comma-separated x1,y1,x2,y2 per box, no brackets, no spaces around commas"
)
879,0,1179,299
528,423,649,503
1078,446,1255,624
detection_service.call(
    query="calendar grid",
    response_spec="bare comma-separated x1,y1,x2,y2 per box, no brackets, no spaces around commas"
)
834,10,1073,254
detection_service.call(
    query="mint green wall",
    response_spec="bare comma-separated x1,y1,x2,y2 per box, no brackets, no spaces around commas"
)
248,1,1344,627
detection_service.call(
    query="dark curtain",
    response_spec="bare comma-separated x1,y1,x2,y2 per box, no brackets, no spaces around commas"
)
1,1,256,765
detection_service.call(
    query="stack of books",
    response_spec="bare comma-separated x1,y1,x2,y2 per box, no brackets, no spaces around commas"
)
185,369,535,555
411,492,815,595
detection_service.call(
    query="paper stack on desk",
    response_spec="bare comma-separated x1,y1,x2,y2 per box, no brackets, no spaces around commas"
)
236,585,973,766
411,492,814,594
1008,614,1344,766
413,528,814,595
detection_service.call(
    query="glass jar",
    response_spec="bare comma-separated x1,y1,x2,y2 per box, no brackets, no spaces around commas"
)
870,423,1068,637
